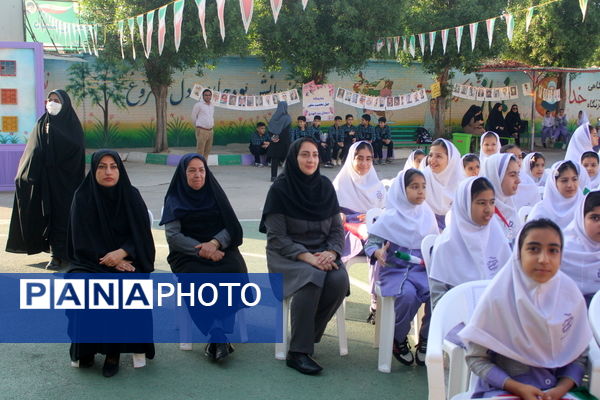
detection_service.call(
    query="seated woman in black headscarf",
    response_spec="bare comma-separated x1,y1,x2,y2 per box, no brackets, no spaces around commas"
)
67,150,155,377
7,89,85,269
160,154,247,362
260,137,349,375
461,105,484,135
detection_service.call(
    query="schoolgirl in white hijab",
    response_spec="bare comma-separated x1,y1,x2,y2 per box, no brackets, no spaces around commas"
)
461,153,480,177
564,122,598,165
429,177,511,307
481,153,522,242
521,152,548,187
562,191,600,302
581,151,600,189
333,141,386,214
402,149,426,172
459,219,591,399
479,131,500,166
528,161,584,230
420,138,463,229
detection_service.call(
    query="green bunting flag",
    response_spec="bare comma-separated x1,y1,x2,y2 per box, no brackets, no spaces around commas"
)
409,35,416,57
158,5,167,55
455,25,463,53
136,14,146,56
525,7,534,32
579,0,588,21
485,18,495,48
128,17,136,59
504,13,514,41
376,39,384,52
173,0,185,51
418,33,425,56
145,10,155,58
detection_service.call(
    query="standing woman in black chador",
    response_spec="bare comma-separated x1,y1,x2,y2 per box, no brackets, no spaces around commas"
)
67,150,156,377
266,101,292,182
160,154,247,362
6,89,85,269
260,137,349,375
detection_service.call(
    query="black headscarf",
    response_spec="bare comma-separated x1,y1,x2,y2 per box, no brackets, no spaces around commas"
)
160,154,243,248
504,104,522,131
461,105,483,128
6,89,85,255
267,101,292,135
67,150,155,273
485,103,505,132
260,137,340,232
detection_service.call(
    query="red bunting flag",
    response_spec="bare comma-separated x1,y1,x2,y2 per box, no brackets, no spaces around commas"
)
216,0,226,41
194,0,207,47
485,17,495,48
145,10,155,58
270,0,282,23
239,0,254,33
158,5,167,55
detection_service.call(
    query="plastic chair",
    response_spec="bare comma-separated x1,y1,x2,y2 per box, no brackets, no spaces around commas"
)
517,206,532,225
275,296,347,360
587,292,600,397
426,280,490,400
421,234,437,274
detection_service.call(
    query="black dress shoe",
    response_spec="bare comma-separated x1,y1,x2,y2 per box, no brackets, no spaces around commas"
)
204,343,216,360
102,354,120,378
79,354,95,368
214,343,234,361
45,257,61,270
286,351,322,375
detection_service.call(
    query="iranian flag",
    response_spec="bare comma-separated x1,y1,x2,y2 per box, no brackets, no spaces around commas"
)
504,13,514,41
418,33,425,56
441,28,448,54
469,22,478,51
485,18,495,48
146,10,155,58
137,14,147,56
194,0,207,47
173,0,185,52
128,17,136,59
270,0,282,23
429,31,436,54
239,0,254,33
158,5,167,55
216,0,226,41
525,7,534,32
408,35,416,58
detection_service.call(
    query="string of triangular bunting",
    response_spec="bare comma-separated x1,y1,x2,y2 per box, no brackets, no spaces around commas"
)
40,13,100,55
114,0,309,59
375,0,587,57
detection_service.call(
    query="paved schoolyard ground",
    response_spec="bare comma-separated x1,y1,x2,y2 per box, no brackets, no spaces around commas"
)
0,148,565,400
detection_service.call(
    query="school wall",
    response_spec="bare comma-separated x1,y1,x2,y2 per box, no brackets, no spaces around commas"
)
41,56,600,148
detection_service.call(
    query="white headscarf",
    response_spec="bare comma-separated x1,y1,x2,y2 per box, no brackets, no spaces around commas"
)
577,111,589,126
368,169,438,249
459,233,592,369
402,150,426,171
562,191,600,296
521,152,548,187
332,141,386,213
479,131,500,165
481,153,521,242
528,161,584,229
420,138,463,215
460,154,480,178
429,177,511,287
565,123,592,165
514,169,542,209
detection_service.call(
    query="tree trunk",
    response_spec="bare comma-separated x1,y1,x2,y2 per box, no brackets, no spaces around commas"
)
152,84,169,153
557,72,568,112
434,67,450,138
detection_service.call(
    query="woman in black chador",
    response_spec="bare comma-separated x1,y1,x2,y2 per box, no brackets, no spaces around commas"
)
266,101,292,182
6,89,85,269
67,150,155,377
160,154,248,362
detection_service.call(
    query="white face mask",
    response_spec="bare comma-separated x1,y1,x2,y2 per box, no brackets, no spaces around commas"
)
46,101,62,116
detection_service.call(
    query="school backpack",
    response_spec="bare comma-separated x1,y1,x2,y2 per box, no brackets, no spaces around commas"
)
415,128,433,144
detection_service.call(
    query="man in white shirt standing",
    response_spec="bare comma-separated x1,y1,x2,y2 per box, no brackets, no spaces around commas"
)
191,89,215,158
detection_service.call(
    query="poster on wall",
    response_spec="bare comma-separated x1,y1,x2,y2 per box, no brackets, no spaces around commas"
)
335,87,427,111
302,81,335,121
190,84,299,110
452,84,519,101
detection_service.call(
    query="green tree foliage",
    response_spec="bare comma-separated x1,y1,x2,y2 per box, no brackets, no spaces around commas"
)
66,58,130,141
396,0,508,136
502,1,600,109
251,0,401,84
79,0,250,151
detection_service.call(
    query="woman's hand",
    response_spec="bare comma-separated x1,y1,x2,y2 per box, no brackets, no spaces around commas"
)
209,250,225,262
115,261,135,272
314,250,338,269
374,242,390,265
195,240,220,260
298,252,338,271
542,377,575,400
99,249,128,267
505,379,545,400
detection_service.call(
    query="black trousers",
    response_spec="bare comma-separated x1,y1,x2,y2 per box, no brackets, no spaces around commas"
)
383,140,394,158
318,143,331,163
271,158,281,179
249,144,268,164
289,267,349,354
372,140,383,160
331,143,343,161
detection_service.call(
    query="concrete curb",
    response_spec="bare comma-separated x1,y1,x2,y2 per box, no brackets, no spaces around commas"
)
85,152,259,166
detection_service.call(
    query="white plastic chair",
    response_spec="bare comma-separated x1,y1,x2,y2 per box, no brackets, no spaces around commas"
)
275,296,347,360
587,291,600,397
444,210,452,230
426,280,490,400
421,234,437,274
517,206,532,225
